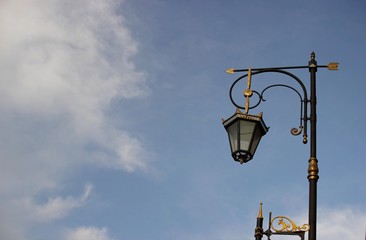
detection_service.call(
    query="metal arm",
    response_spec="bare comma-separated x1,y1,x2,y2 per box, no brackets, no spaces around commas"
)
228,69,309,144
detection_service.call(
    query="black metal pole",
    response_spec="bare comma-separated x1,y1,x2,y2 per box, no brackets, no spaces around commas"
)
308,52,319,240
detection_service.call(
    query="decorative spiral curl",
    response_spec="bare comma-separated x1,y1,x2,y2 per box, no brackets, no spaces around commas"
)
271,216,310,233
291,126,303,136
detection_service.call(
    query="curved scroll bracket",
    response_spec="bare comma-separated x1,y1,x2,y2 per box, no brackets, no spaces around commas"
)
229,69,309,144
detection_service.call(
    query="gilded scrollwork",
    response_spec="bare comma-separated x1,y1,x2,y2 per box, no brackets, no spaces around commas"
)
291,126,303,136
271,216,310,233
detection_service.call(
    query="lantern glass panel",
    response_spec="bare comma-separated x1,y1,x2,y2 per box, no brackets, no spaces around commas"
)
249,123,264,155
227,121,238,153
239,120,256,152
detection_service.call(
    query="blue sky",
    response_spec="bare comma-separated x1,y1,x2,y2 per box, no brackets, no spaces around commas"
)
0,0,365,239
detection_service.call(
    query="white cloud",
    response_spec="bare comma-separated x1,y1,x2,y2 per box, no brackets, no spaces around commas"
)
23,184,93,222
0,0,150,239
317,206,366,240
65,227,114,240
0,0,150,172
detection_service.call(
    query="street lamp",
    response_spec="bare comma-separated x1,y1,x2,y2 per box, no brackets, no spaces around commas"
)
222,52,338,240
222,110,268,164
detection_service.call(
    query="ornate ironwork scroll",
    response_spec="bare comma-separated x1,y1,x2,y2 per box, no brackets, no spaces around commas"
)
228,69,310,144
271,216,310,233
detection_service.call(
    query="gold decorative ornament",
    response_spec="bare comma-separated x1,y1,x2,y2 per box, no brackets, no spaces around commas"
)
327,62,339,70
307,157,319,180
258,202,263,218
271,216,310,233
303,134,308,144
244,68,252,114
291,126,303,136
225,68,235,74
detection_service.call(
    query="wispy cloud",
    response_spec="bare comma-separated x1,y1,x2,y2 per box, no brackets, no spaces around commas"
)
317,206,366,240
0,0,150,239
23,184,93,222
0,0,150,172
64,227,114,240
